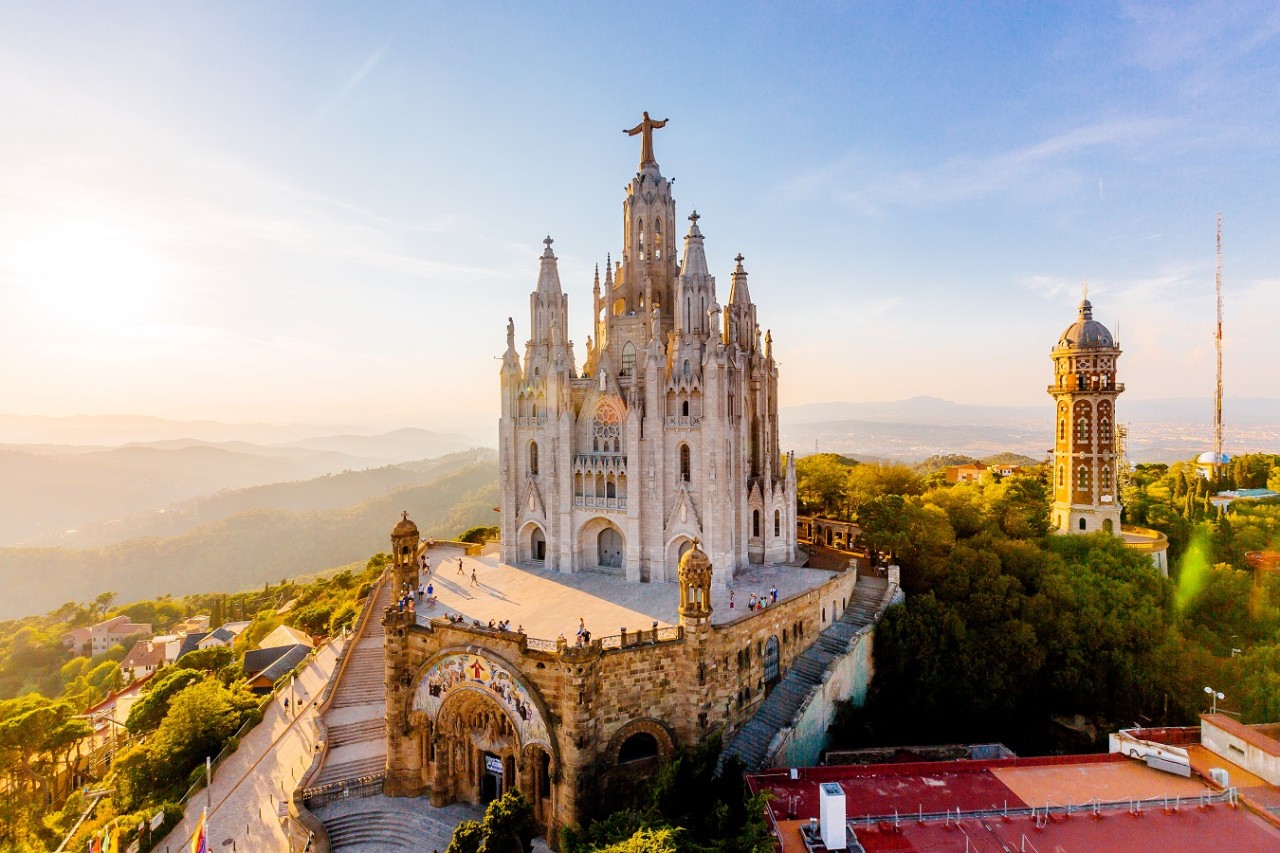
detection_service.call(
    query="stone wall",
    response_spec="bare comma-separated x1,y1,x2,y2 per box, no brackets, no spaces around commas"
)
384,567,860,838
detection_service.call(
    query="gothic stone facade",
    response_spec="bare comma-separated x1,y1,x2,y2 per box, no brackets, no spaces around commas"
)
1048,298,1123,535
382,526,860,840
498,125,797,584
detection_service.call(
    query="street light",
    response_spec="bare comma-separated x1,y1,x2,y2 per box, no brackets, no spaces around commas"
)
1204,686,1224,714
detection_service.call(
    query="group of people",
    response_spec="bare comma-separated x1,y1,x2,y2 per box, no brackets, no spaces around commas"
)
728,586,780,611
397,577,439,614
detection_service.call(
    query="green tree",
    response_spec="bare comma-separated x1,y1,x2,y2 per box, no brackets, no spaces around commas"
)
594,827,681,853
445,791,536,852
125,668,204,734
177,645,234,673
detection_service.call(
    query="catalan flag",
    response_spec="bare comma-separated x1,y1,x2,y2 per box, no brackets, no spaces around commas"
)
190,808,209,853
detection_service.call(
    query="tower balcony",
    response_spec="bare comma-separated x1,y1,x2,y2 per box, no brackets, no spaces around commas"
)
1047,382,1124,394
514,416,548,427
665,415,703,428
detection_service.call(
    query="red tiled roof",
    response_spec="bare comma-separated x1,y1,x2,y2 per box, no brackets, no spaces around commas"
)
120,640,165,670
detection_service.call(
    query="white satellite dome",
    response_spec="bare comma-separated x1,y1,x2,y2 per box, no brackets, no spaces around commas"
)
1197,451,1230,465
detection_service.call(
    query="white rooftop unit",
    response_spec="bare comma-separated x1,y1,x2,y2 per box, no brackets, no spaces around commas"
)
818,781,846,850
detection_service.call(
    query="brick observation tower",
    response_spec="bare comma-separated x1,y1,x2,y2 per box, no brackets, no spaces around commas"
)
1048,297,1124,536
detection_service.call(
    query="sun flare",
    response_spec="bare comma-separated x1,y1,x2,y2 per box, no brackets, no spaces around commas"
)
17,222,164,329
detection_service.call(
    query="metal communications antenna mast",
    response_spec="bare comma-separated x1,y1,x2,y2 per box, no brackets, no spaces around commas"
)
1215,213,1224,468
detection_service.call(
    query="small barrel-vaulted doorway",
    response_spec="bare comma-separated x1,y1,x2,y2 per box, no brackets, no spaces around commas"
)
481,752,504,804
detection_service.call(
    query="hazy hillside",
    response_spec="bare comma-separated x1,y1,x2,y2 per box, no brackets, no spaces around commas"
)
0,444,387,545
0,459,499,620
27,449,493,548
0,426,485,545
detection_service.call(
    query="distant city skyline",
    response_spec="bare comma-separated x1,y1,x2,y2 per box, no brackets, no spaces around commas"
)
1,3,1277,440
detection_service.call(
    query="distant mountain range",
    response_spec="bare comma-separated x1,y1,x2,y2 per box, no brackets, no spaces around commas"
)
779,396,1280,463
0,427,479,545
782,395,1280,427
0,453,499,621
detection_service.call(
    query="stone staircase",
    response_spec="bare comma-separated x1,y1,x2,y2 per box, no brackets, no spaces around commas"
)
721,575,892,773
311,579,392,788
317,796,483,852
328,718,386,748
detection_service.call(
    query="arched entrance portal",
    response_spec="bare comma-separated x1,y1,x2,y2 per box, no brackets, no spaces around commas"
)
436,690,520,807
520,522,547,563
579,517,626,572
412,651,557,831
598,527,623,569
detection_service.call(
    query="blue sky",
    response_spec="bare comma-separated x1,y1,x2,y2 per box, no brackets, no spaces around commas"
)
0,2,1276,438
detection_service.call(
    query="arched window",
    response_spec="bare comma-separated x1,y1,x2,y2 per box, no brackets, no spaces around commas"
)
683,359,691,378
606,479,616,499
1101,466,1111,491
529,441,538,476
681,400,689,417
1079,517,1087,531
621,342,636,376
1058,466,1064,486
753,509,761,538
617,732,658,764
638,219,646,258
679,444,690,482
1058,419,1066,441
1099,417,1111,442
774,510,781,537
1078,465,1090,490
654,218,663,259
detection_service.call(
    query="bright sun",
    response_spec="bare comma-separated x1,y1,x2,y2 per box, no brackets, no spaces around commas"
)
18,223,164,329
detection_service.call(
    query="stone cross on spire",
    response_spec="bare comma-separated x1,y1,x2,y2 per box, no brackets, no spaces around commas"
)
623,111,669,168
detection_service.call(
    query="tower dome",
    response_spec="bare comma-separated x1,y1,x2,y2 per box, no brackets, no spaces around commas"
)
392,511,419,538
1057,299,1114,349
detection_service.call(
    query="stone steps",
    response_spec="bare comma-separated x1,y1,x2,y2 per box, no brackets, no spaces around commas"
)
323,804,469,852
314,754,387,787
720,576,893,773
329,718,387,748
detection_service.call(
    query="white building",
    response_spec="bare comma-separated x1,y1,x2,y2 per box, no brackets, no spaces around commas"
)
499,116,797,586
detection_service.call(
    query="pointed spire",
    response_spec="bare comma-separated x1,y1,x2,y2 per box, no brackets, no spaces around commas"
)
604,252,614,287
679,210,710,278
536,235,562,295
593,263,601,294
728,253,751,307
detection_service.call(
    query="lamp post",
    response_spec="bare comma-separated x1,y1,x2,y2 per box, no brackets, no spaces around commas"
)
1204,686,1224,714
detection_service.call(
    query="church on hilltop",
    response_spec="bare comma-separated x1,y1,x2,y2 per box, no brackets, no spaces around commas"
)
498,111,798,582
368,117,891,846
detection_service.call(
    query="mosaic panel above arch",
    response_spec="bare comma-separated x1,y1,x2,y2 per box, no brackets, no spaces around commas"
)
413,651,551,751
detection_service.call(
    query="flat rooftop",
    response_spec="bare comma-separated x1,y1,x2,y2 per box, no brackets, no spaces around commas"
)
750,754,1280,853
403,544,841,643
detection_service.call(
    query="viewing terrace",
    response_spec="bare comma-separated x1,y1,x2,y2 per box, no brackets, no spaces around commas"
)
401,543,848,646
